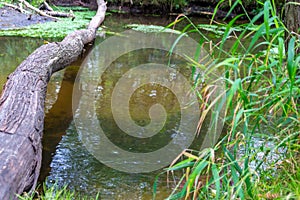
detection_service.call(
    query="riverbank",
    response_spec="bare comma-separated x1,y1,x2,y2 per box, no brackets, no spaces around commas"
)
0,1,299,199
0,6,54,30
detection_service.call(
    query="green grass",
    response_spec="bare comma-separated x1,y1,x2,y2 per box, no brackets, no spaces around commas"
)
154,0,300,199
18,184,100,200
3,1,298,199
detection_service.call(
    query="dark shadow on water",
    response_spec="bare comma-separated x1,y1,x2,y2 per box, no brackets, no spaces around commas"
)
38,42,95,182
39,65,78,182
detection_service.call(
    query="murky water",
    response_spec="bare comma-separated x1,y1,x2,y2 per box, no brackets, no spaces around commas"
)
0,14,211,199
44,36,205,198
41,45,196,198
0,13,283,199
0,37,43,89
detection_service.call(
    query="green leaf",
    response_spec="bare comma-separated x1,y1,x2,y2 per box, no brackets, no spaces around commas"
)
211,164,221,199
278,37,285,66
167,159,195,171
264,1,270,40
287,37,296,84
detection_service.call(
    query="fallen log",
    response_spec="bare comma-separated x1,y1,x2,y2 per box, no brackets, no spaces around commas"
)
0,0,106,199
39,1,54,12
44,10,75,18
5,0,75,19
2,2,29,14
18,0,59,20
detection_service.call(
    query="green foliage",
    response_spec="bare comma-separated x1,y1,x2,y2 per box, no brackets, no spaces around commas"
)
17,183,100,200
107,0,187,10
151,0,187,11
0,0,43,6
154,0,300,199
30,0,44,7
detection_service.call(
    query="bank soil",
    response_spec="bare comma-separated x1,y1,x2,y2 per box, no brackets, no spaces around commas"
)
0,6,54,30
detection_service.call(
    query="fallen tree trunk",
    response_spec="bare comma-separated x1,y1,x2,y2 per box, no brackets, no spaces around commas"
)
19,0,59,20
5,0,75,19
2,2,29,14
44,10,75,18
0,0,106,199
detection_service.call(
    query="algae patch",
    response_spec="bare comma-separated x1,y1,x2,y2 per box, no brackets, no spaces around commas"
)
126,24,181,34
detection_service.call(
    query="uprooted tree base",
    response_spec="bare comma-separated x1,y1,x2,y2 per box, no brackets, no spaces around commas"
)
0,0,106,199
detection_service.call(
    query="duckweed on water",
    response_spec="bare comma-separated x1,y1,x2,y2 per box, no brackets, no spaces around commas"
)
126,24,182,34
197,23,258,37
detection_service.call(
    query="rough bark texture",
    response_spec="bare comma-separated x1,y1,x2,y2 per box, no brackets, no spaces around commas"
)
0,0,106,199
284,0,300,53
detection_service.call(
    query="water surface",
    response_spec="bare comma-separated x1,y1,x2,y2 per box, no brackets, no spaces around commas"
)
0,14,204,199
0,14,237,199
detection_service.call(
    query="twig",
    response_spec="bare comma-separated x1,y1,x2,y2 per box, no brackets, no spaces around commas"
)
45,10,75,18
18,0,58,20
40,1,54,11
2,2,29,14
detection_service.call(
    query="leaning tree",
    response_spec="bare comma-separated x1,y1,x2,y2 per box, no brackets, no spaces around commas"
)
0,0,106,199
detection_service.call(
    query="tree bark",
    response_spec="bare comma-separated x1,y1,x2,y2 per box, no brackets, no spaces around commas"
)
284,0,300,52
0,0,106,199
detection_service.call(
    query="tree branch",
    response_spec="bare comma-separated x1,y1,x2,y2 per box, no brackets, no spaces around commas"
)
0,1,106,199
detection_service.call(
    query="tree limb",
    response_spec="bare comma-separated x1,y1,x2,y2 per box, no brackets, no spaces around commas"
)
18,0,58,20
2,2,29,14
0,1,107,199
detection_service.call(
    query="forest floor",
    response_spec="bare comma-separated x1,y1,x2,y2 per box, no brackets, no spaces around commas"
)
0,6,54,30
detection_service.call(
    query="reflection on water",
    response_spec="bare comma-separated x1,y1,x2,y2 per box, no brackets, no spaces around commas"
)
0,16,206,199
47,122,172,199
48,38,202,197
0,36,65,115
0,37,44,93
0,14,289,199
40,65,78,181
0,15,213,198
95,49,191,153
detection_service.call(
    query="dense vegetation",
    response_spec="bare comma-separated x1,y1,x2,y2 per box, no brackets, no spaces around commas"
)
0,0,298,199
153,0,299,199
0,0,268,13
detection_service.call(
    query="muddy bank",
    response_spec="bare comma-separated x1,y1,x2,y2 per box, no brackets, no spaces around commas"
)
0,7,54,30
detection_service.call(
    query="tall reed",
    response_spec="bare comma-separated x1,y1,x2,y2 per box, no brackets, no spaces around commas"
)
154,0,299,199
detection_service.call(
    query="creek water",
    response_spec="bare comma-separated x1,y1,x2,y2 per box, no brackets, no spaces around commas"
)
0,14,214,199
0,13,286,199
